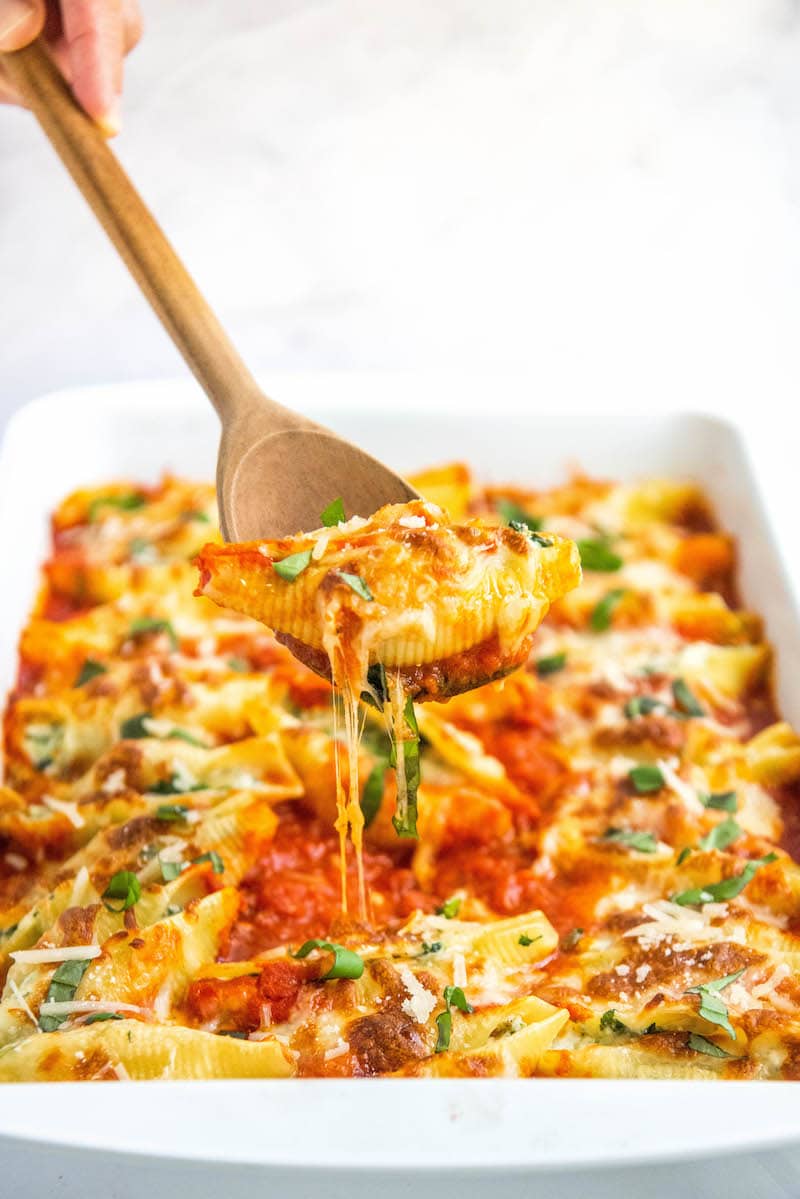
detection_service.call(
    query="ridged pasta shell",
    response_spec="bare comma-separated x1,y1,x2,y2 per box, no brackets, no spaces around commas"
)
195,500,581,692
0,1020,294,1081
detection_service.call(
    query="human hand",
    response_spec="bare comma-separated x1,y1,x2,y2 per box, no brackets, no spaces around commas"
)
0,0,142,135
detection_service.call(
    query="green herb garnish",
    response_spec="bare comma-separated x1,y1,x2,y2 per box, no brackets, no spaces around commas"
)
591,589,627,632
497,500,541,532
676,847,692,865
672,853,777,906
702,791,738,813
518,933,541,947
391,697,420,838
102,871,141,913
128,617,178,651
39,958,93,1031
601,827,658,853
510,521,553,547
688,1032,734,1058
273,550,312,582
84,1012,124,1024
435,985,474,1053
88,493,145,522
628,764,664,794
155,803,190,822
119,712,152,740
697,818,742,853
685,969,745,1040
227,656,250,673
624,696,669,719
599,1009,630,1036
337,572,374,601
320,498,345,527
437,896,462,919
292,939,364,980
361,761,388,828
577,539,622,572
536,652,567,677
74,658,107,688
160,851,224,882
420,941,442,956
672,677,705,717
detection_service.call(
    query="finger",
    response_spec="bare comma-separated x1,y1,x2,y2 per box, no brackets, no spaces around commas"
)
0,0,45,52
61,0,124,135
121,0,141,54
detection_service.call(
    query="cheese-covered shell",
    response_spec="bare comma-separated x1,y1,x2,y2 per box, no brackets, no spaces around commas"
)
195,500,581,699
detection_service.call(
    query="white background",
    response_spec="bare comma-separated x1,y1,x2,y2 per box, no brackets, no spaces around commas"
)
2,0,800,431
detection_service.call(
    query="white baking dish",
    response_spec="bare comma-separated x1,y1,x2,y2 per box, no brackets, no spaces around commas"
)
1,375,799,1199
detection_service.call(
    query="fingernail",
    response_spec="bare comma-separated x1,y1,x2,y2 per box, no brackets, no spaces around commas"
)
0,0,36,47
97,98,121,138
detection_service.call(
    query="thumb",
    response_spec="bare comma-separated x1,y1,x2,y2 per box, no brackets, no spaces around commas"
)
0,0,45,52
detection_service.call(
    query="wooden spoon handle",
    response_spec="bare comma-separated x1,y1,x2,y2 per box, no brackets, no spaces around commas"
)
2,40,279,426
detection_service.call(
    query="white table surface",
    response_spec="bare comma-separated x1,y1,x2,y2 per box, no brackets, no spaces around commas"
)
1,0,800,433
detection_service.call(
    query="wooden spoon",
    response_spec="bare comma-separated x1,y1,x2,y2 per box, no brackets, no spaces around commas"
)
1,42,418,540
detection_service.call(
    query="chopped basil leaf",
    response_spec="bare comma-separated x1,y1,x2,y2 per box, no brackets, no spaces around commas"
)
676,847,692,865
102,870,141,912
160,851,224,882
227,656,250,673
166,727,205,747
435,985,474,1052
361,760,388,828
74,658,107,688
577,539,622,572
624,696,669,719
194,851,224,874
536,652,567,677
628,764,664,794
688,1032,734,1058
128,617,179,650
129,537,154,562
159,859,183,882
672,853,778,906
601,827,658,853
437,896,461,919
88,492,145,522
39,958,93,1031
435,1008,452,1053
420,941,442,956
560,927,584,951
698,817,742,853
119,712,153,740
672,677,705,717
599,1009,630,1036
443,985,473,1014
509,520,553,547
84,1012,124,1024
702,791,737,813
337,572,374,601
363,663,389,707
273,550,312,582
591,588,626,632
148,774,204,796
218,1029,248,1039
518,933,541,947
391,697,420,839
155,803,190,822
497,500,542,532
685,969,745,1040
320,497,345,527
292,939,364,980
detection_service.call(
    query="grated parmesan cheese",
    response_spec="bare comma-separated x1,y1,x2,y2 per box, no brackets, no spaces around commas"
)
11,945,101,965
397,965,437,1024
